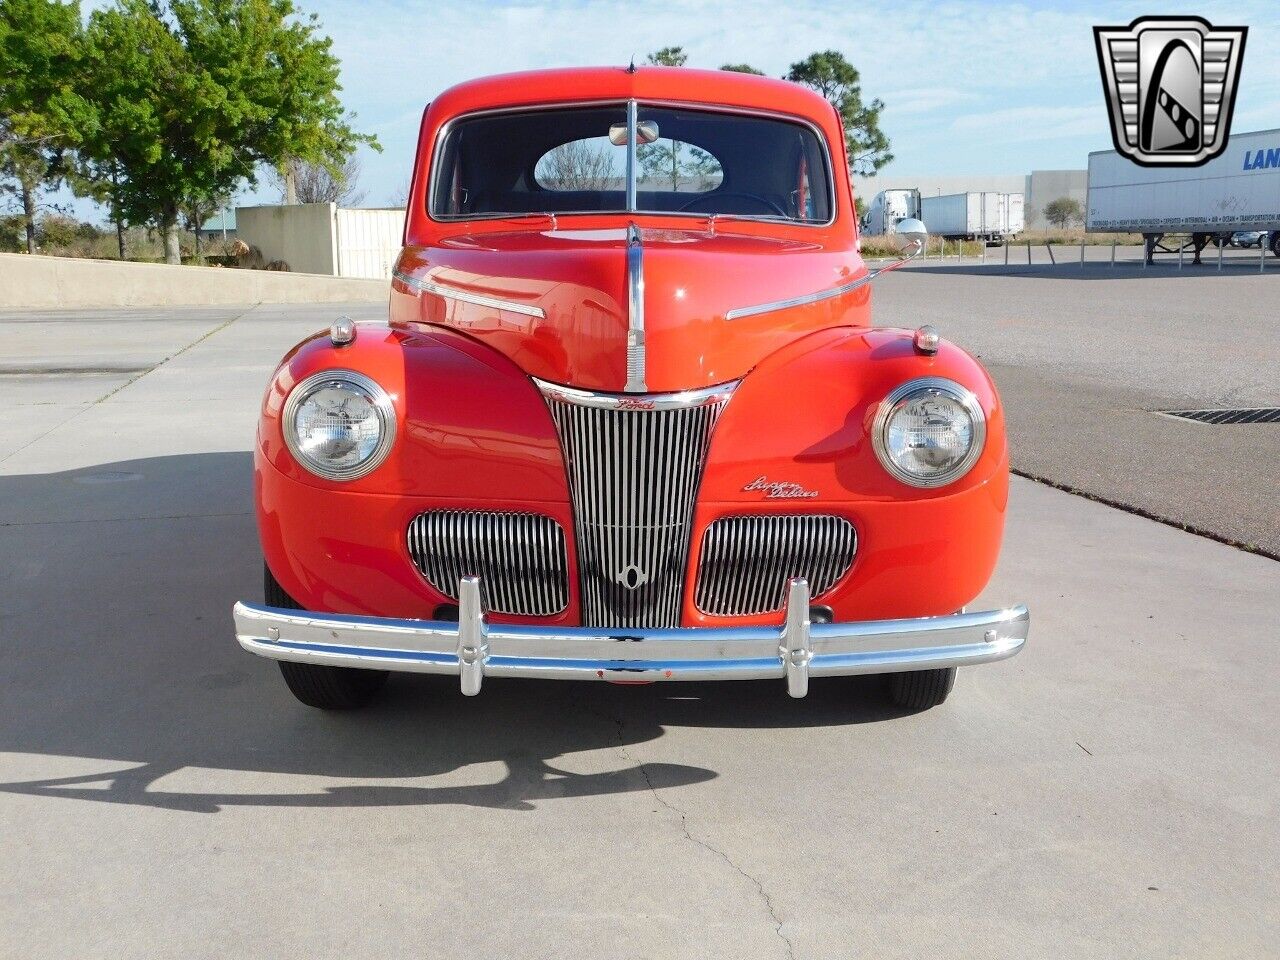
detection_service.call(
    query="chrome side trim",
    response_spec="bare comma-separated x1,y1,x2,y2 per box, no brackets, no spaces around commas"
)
233,581,1030,699
625,222,646,392
725,228,926,321
533,377,738,411
724,271,874,321
393,269,546,319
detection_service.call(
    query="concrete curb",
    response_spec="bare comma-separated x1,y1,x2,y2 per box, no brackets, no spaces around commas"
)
0,252,389,309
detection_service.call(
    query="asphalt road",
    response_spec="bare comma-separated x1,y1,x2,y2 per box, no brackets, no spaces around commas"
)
877,260,1280,557
1,299,1278,958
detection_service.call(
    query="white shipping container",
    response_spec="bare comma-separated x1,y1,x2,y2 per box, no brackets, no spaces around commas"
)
920,192,1023,240
1086,127,1280,233
335,208,405,280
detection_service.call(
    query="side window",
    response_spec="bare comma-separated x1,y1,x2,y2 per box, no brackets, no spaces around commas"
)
636,139,723,193
533,138,626,191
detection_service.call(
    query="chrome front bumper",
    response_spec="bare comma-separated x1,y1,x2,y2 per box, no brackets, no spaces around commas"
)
233,577,1028,699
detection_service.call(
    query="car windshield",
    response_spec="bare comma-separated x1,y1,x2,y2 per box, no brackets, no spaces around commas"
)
431,103,832,223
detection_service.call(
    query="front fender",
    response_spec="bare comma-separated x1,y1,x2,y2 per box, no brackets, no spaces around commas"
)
255,322,578,618
257,321,569,501
686,326,1009,623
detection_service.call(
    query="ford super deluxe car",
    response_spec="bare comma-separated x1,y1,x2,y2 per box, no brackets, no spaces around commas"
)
232,66,1029,711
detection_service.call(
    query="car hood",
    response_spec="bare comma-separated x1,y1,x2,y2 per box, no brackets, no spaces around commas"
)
394,225,867,393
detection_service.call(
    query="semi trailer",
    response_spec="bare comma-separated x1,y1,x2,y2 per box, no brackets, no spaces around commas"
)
860,188,921,236
1087,127,1280,262
919,192,1024,243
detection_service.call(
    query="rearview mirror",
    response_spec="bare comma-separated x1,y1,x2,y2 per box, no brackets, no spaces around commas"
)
894,218,928,256
608,121,660,146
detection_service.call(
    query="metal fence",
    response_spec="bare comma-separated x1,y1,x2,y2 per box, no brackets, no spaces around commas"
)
910,237,1274,273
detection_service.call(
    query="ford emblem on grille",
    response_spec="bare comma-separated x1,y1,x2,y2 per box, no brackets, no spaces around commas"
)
614,564,650,589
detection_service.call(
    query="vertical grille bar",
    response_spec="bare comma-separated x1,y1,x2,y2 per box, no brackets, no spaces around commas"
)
695,515,857,617
406,510,568,616
539,382,733,629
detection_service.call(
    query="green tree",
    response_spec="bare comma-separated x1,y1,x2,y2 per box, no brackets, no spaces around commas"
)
1043,196,1082,228
646,46,687,67
719,63,764,75
0,0,92,254
79,0,377,263
786,50,891,176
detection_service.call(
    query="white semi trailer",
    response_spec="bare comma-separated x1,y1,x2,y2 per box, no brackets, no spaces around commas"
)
919,192,1024,243
861,188,921,236
1087,127,1280,261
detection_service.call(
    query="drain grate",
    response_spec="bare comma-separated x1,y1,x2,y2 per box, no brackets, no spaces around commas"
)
1158,407,1280,425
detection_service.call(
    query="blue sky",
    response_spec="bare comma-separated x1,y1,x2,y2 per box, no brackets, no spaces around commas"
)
71,0,1280,218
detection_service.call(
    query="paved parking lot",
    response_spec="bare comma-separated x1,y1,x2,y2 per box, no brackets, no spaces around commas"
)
2,289,1277,958
878,261,1280,556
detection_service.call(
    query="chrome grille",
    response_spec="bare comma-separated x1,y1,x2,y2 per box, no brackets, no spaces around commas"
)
407,510,568,616
695,515,857,617
539,381,734,629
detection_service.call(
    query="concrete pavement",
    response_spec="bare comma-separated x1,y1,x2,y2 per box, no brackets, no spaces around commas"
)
876,263,1280,556
1,300,1277,959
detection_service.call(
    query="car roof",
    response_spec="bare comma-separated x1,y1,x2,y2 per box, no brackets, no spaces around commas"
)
428,66,839,127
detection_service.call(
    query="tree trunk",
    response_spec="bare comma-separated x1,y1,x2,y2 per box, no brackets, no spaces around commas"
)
112,167,126,260
22,182,37,255
284,165,298,205
162,208,181,265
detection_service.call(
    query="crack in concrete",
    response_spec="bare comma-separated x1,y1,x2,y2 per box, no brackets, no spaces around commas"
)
0,304,260,468
575,693,797,960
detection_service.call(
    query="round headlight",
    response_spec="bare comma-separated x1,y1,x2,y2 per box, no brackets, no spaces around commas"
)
282,370,396,480
872,377,986,488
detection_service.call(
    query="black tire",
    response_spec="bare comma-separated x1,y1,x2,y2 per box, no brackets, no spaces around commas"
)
889,668,956,710
264,564,388,710
1270,233,1280,258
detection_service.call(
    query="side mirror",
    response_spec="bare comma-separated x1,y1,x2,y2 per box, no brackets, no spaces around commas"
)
894,218,928,257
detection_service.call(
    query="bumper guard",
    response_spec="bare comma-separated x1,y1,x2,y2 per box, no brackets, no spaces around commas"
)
234,577,1028,699
232,578,1029,701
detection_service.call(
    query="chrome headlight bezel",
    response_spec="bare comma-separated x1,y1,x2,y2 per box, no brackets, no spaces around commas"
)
871,377,987,488
282,369,397,481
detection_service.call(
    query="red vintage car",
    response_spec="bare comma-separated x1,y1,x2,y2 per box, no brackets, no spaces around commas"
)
233,66,1028,711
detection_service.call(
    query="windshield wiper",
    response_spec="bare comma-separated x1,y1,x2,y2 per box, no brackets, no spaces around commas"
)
708,212,805,225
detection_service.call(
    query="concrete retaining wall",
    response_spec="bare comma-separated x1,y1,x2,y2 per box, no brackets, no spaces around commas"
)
0,252,388,309
235,203,406,279
236,203,340,276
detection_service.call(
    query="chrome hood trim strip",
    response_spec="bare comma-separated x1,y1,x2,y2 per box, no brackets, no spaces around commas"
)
534,377,739,411
393,269,546,319
625,222,646,392
724,271,873,321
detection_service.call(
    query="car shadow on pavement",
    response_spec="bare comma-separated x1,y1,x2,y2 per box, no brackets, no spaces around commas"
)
0,453,914,815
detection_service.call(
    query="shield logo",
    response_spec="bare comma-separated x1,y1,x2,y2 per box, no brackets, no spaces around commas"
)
1094,16,1247,167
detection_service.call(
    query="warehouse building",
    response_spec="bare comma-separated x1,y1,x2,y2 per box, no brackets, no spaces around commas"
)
854,169,1087,227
